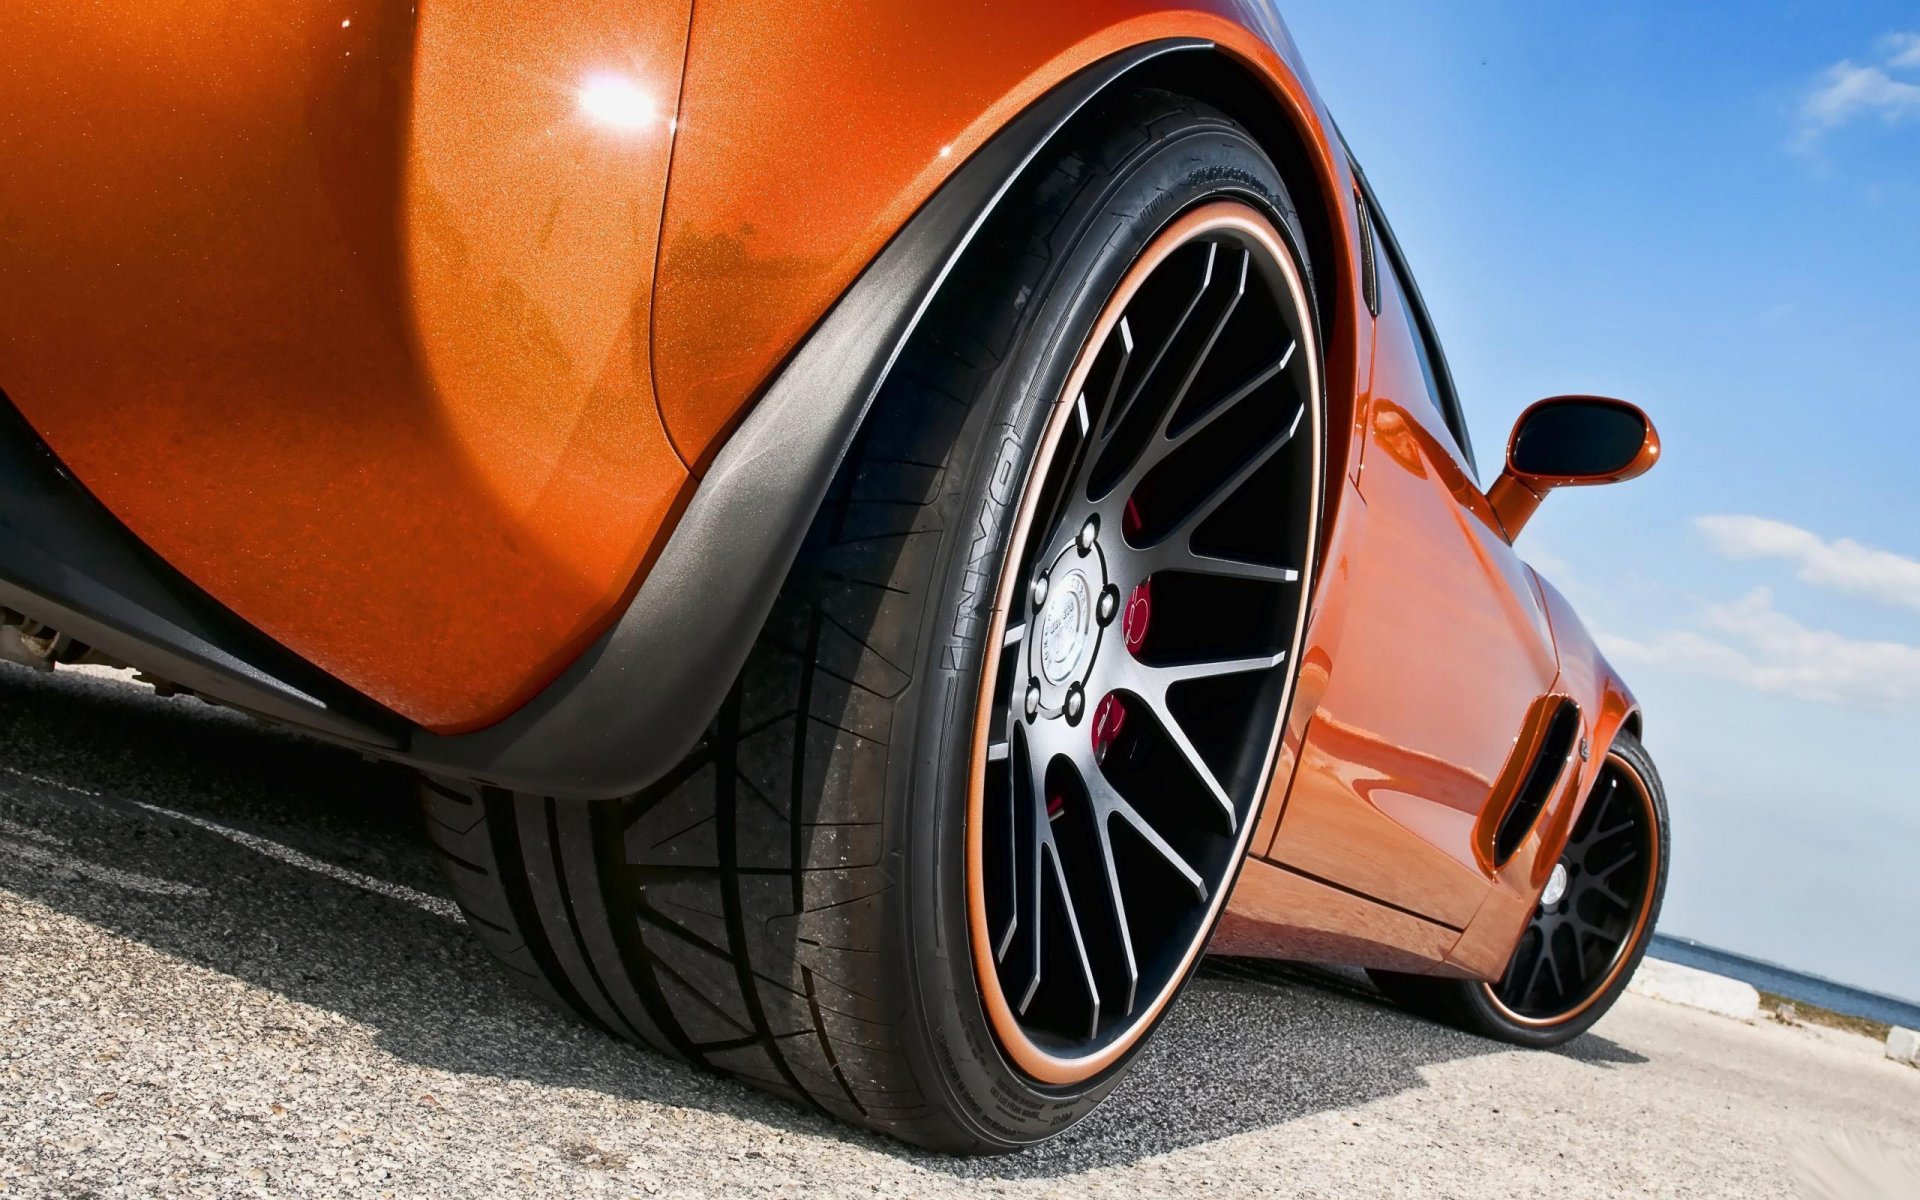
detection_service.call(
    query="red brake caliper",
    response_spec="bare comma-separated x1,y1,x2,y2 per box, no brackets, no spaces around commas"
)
1092,564,1152,766
1121,578,1151,655
1089,693,1126,765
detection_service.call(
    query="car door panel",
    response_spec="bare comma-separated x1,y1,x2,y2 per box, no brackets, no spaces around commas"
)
1266,239,1558,928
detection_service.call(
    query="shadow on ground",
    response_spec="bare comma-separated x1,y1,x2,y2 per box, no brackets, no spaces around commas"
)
0,663,1646,1178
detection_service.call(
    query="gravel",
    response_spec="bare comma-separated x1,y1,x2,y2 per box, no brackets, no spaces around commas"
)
3,663,1917,1198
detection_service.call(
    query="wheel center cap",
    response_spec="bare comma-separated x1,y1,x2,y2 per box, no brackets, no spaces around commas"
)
1039,569,1095,685
1540,862,1570,909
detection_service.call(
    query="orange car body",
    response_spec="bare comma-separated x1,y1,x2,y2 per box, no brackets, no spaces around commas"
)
0,2,1640,977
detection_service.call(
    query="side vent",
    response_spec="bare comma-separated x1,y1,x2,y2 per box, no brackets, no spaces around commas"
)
1491,699,1581,866
1353,182,1380,317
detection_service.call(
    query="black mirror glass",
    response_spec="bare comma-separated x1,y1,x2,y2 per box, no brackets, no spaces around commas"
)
1510,400,1646,478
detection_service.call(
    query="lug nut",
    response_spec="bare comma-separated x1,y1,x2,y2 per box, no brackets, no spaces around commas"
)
1076,515,1100,554
1063,684,1085,724
1096,584,1120,626
1030,573,1049,608
1024,682,1041,720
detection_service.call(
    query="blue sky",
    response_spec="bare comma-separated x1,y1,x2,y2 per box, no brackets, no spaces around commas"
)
1282,2,1920,1000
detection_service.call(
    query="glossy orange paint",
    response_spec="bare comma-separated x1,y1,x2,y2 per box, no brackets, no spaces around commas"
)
1,2,1363,737
1212,857,1459,975
0,0,693,731
652,2,1362,471
1256,252,1559,931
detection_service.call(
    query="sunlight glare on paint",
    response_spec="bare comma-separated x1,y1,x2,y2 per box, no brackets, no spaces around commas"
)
577,72,654,131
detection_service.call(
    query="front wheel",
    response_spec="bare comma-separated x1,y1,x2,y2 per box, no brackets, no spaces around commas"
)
1370,731,1670,1048
421,90,1325,1152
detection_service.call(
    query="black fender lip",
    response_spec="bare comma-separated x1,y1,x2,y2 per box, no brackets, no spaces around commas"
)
401,39,1213,799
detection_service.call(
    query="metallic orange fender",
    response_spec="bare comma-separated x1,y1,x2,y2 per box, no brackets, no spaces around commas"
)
1,3,1361,745
653,3,1364,477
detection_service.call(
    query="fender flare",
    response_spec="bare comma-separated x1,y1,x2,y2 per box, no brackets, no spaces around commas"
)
403,39,1218,798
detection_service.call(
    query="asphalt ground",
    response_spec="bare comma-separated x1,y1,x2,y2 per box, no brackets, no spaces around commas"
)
3,663,1917,1198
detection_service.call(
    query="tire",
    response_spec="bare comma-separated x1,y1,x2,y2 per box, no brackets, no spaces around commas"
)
420,89,1321,1152
1368,731,1670,1049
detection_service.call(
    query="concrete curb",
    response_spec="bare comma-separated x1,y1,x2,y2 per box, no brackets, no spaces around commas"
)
1629,957,1762,1021
1888,1027,1919,1066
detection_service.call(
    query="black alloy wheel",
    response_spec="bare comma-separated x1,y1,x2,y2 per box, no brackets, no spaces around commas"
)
970,202,1322,1081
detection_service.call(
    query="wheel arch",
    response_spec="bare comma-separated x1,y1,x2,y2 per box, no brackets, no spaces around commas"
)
398,38,1362,800
1620,707,1645,742
1115,48,1347,349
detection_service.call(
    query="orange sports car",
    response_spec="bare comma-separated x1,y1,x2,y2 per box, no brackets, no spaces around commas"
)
1,1,1666,1151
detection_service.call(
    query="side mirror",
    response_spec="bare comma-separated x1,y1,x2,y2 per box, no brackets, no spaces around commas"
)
1488,396,1659,539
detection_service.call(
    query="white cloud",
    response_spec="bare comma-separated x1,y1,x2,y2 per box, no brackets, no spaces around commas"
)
1695,515,1920,613
1599,588,1920,710
1882,32,1920,70
1797,34,1920,145
1801,62,1920,133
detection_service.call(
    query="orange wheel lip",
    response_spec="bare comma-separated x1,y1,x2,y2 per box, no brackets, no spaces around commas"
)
963,201,1323,1086
1480,750,1662,1030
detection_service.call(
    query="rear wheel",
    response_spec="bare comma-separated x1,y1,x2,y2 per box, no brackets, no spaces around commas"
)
421,90,1324,1151
1369,732,1669,1048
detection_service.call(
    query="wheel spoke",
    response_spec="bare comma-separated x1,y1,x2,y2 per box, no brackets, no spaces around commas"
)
1095,244,1218,446
997,723,1039,967
1088,250,1252,497
1077,760,1207,900
1135,533,1302,586
1589,820,1636,843
1109,337,1297,504
1519,935,1551,1005
1540,933,1568,1002
1148,247,1249,439
1163,338,1294,450
1039,843,1103,1040
1124,695,1236,831
1141,650,1287,688
1165,552,1301,585
1552,928,1585,1004
1108,650,1289,832
1073,760,1143,1016
1591,866,1638,912
1015,837,1043,1011
1089,815,1142,1017
1155,402,1306,547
